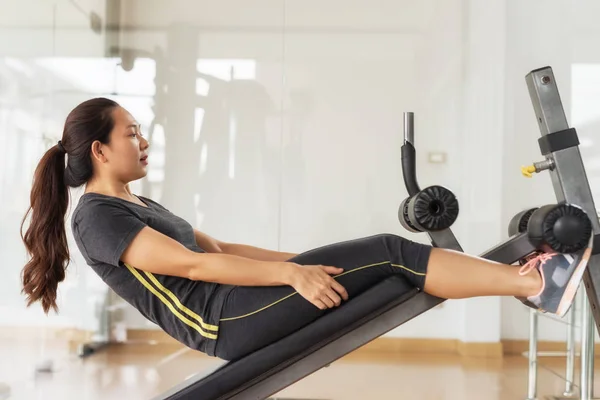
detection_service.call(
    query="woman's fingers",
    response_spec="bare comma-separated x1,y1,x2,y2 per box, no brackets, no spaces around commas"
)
319,291,335,308
313,299,328,310
323,288,342,307
322,266,344,275
330,279,349,301
318,266,348,305
295,265,350,309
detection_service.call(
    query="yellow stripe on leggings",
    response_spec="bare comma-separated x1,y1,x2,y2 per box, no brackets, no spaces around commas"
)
219,260,425,322
142,270,219,332
391,263,426,276
124,264,218,340
220,292,299,321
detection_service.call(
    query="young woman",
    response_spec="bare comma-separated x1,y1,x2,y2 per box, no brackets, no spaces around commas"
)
20,98,591,361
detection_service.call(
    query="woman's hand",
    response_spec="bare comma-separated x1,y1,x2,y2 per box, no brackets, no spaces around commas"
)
286,263,349,310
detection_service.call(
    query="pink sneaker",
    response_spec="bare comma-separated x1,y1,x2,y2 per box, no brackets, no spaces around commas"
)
518,246,592,317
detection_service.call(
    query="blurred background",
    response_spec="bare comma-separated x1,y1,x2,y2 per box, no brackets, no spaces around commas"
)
1,0,600,399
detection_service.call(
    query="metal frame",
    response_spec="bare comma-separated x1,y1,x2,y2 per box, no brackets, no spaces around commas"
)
524,288,580,400
524,67,600,400
565,291,578,397
403,112,463,250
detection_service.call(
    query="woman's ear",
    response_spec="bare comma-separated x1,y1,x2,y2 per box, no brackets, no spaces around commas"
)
90,140,107,163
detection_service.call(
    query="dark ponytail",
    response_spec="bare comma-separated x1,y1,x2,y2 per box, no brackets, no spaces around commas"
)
20,97,119,314
20,146,70,313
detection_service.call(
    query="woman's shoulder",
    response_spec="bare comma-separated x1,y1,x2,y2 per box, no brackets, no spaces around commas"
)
72,193,139,224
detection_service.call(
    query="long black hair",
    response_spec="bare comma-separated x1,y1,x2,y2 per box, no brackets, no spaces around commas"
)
20,98,119,313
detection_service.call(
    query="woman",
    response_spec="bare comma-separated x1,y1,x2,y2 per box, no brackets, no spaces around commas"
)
20,98,591,361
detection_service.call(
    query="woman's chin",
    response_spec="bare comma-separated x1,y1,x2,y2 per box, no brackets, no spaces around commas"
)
132,167,148,181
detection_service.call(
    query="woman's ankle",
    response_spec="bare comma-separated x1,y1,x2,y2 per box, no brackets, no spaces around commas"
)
522,268,543,297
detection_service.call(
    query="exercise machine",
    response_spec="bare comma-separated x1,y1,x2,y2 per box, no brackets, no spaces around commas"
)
154,66,599,400
520,67,600,400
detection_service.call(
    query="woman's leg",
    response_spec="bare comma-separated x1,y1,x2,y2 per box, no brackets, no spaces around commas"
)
215,233,424,360
424,248,541,299
214,233,590,360
424,239,591,317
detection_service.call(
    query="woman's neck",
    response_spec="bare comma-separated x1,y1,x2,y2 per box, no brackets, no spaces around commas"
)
85,182,133,198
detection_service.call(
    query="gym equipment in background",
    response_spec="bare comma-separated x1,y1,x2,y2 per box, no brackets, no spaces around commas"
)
153,66,599,400
519,67,600,400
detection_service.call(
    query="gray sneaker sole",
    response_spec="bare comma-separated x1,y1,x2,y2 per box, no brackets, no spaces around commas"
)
555,247,592,317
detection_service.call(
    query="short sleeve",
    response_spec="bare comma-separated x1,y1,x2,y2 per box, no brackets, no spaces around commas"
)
73,201,147,267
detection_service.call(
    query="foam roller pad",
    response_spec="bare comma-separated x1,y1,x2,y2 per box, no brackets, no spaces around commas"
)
408,185,459,232
508,207,538,237
528,203,592,253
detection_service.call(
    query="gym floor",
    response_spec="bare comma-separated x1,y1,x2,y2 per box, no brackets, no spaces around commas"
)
1,335,593,400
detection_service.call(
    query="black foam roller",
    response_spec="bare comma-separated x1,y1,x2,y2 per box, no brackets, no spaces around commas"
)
528,203,592,253
408,185,459,232
508,207,538,237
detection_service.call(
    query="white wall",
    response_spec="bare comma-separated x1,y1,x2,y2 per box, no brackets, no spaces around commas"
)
2,0,600,345
117,0,472,337
0,0,117,333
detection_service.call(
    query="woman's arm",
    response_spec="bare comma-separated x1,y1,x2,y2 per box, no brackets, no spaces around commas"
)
220,243,297,262
121,226,348,309
123,226,294,286
193,229,298,261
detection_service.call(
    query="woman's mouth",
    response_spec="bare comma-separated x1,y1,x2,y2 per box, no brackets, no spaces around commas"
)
140,155,148,165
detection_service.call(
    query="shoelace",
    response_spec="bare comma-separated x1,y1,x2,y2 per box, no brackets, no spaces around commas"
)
519,252,557,276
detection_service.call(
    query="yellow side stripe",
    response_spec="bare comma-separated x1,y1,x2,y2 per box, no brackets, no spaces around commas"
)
391,263,426,276
220,260,425,322
142,271,219,332
125,264,218,340
333,260,392,278
220,292,298,321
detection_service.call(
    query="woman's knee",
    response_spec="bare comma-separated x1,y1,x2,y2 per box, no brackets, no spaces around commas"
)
377,233,409,246
380,232,424,246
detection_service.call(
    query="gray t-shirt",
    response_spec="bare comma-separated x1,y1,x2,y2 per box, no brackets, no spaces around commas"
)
71,192,233,356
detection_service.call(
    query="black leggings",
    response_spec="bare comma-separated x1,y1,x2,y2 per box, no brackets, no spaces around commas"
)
214,233,432,360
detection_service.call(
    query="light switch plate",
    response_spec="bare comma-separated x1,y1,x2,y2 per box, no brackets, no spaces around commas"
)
428,152,447,164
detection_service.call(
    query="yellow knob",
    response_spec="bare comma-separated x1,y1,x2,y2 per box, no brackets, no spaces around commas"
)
521,165,536,178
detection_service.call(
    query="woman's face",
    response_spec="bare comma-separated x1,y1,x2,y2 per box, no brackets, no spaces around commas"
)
97,106,150,183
